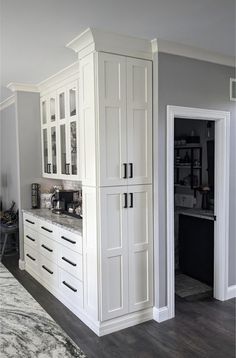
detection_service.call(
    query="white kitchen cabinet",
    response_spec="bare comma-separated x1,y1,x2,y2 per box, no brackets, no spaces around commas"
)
100,184,153,320
97,53,152,187
41,79,80,180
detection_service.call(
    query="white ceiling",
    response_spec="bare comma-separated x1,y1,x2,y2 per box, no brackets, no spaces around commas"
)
0,0,235,102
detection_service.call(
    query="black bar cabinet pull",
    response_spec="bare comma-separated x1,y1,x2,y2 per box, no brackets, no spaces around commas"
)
26,254,36,261
26,219,35,225
62,281,77,292
48,163,51,174
26,235,35,242
129,193,133,208
42,265,53,275
62,256,77,267
123,163,127,179
41,244,53,252
41,226,53,233
61,236,76,244
124,193,128,208
129,163,133,178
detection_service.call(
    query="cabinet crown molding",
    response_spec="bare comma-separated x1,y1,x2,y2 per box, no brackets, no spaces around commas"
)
7,82,39,93
66,27,157,60
0,95,15,111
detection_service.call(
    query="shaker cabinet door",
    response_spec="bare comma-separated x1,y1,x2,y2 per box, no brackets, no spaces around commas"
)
128,185,153,312
100,186,129,321
98,53,128,187
127,58,152,185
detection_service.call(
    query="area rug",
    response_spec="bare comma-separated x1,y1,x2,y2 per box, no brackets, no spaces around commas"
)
175,272,212,298
0,264,87,358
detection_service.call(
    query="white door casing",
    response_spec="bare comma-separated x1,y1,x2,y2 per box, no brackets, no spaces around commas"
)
165,105,230,321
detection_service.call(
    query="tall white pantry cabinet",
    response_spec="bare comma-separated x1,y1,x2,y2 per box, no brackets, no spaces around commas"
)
68,29,156,335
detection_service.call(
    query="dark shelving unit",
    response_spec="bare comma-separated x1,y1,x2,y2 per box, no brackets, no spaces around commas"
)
174,145,202,189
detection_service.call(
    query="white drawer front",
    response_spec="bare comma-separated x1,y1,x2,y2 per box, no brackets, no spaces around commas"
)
38,219,57,240
24,213,38,230
24,226,39,250
58,228,82,254
58,268,83,309
25,244,39,273
39,234,58,263
40,255,58,288
58,245,82,281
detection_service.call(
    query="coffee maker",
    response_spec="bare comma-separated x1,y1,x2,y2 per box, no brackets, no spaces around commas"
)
51,189,74,215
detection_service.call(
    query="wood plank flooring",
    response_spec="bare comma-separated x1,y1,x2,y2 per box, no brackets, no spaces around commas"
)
2,255,235,358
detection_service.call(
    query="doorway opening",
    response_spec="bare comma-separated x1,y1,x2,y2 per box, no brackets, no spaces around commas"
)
166,106,230,319
174,118,215,301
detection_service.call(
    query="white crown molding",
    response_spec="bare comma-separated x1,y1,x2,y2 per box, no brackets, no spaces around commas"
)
38,61,79,95
158,39,235,67
66,27,156,60
7,82,39,93
0,95,15,111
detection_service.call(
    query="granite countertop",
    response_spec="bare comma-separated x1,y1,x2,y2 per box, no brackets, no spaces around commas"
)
176,207,215,221
22,209,82,235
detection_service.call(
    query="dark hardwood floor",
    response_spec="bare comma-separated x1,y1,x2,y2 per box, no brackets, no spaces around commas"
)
2,255,235,358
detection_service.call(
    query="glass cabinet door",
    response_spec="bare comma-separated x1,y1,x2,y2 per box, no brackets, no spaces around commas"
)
43,128,49,173
51,126,57,174
60,124,67,175
59,92,65,120
50,97,56,122
69,87,77,117
42,100,47,124
70,121,77,175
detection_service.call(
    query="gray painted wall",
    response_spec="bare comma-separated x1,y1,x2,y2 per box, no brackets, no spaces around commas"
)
15,91,41,260
0,103,19,210
156,53,236,307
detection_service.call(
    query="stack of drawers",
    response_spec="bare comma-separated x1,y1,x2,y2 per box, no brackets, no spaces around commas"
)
23,212,83,310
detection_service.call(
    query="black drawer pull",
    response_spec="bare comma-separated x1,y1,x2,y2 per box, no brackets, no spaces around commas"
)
61,236,76,244
26,235,35,242
26,253,36,261
62,256,77,267
129,193,133,208
62,281,77,292
26,219,35,225
124,193,128,208
42,265,53,275
41,244,53,252
123,163,127,179
129,163,133,178
41,226,53,233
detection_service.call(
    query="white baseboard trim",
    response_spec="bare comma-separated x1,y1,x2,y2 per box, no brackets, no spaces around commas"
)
18,260,25,270
226,285,236,300
153,306,170,323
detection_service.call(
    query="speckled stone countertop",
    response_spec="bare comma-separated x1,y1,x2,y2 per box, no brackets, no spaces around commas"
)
22,209,82,235
176,207,214,221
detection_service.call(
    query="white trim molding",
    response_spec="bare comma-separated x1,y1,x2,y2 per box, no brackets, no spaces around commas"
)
153,306,170,323
7,82,39,93
230,78,236,101
66,27,157,60
166,106,230,321
18,259,25,270
0,95,15,111
226,285,236,300
158,39,235,67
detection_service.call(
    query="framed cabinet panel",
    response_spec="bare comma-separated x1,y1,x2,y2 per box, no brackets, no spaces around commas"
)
127,58,152,185
100,186,129,321
98,53,127,187
127,185,153,312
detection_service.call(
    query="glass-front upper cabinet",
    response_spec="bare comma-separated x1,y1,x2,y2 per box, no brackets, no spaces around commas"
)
40,78,79,180
41,94,59,177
